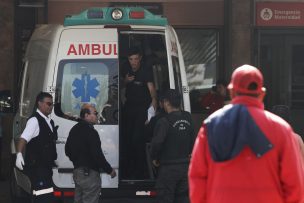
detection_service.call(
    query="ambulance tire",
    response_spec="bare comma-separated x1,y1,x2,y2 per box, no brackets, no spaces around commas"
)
10,156,31,203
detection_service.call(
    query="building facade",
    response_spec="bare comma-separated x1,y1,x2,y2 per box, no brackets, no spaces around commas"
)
1,0,304,135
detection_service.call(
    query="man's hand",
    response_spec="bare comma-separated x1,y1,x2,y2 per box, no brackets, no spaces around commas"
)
110,169,117,178
152,160,160,167
125,74,135,84
16,152,24,170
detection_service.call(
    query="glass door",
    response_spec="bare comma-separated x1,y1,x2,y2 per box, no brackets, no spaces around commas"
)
257,30,304,135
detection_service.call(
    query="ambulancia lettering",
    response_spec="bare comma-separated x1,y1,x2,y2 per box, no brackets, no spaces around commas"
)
67,43,118,56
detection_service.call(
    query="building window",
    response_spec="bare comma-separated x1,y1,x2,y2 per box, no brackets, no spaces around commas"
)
175,29,219,113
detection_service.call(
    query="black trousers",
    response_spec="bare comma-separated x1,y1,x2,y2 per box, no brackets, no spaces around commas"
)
122,102,149,179
155,163,190,203
25,166,54,203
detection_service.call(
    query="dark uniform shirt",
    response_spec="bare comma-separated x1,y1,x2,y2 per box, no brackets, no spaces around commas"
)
122,63,153,106
65,120,113,174
145,109,166,142
151,111,195,164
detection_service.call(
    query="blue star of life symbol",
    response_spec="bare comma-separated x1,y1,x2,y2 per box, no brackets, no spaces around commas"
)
72,73,100,102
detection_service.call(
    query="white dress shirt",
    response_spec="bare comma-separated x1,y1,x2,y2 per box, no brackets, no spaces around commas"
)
20,109,53,143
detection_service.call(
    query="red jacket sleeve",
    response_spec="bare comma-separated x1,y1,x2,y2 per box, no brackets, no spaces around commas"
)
278,129,304,203
189,126,208,203
251,110,304,203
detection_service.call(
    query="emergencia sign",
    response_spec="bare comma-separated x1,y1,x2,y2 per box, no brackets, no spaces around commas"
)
256,2,304,26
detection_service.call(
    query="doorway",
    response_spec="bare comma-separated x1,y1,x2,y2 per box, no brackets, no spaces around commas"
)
257,30,304,135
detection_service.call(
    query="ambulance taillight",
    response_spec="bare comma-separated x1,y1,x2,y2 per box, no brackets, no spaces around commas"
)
53,190,75,198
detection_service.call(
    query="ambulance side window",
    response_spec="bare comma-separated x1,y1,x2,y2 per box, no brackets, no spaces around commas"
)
21,39,51,117
21,60,47,117
55,59,118,124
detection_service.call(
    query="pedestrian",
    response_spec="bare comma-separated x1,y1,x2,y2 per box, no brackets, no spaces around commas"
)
150,89,195,203
201,79,228,114
189,64,304,203
121,46,157,179
15,92,58,203
65,103,116,203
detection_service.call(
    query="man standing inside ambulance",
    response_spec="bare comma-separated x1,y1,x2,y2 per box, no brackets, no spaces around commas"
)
122,46,157,179
189,65,304,203
15,92,58,203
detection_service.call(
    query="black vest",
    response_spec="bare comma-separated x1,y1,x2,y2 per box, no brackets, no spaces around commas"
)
25,112,58,168
160,111,194,164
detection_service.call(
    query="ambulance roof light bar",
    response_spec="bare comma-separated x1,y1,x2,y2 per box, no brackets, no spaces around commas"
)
129,11,145,19
64,7,168,26
111,8,123,20
87,8,103,19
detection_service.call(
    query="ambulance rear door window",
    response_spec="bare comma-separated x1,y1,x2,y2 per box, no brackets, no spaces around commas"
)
55,59,118,125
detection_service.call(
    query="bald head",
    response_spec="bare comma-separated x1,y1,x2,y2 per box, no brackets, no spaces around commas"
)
80,104,98,124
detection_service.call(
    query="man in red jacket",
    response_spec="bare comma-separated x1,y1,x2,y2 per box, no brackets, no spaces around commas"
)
201,79,227,114
189,64,304,203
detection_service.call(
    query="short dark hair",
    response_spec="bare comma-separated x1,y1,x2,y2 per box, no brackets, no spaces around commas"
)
33,92,52,113
163,89,181,108
36,92,52,103
127,46,142,57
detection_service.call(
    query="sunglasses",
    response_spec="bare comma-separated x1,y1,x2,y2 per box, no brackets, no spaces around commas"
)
92,111,98,116
44,101,54,106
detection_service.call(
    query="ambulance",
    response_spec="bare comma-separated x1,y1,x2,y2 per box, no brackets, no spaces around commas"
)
10,7,190,201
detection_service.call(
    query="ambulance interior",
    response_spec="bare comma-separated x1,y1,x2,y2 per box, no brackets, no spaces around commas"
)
119,31,169,180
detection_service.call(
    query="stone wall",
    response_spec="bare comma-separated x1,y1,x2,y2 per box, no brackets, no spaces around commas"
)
229,0,253,74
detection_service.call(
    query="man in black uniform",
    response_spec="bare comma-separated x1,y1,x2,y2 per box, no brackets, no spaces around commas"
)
15,92,58,203
145,90,167,142
151,89,195,203
65,104,116,203
121,46,157,178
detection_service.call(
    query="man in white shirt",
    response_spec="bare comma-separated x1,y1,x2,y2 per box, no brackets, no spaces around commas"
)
15,92,58,203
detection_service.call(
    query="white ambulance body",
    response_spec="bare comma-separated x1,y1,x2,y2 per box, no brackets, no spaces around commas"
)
11,7,190,200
